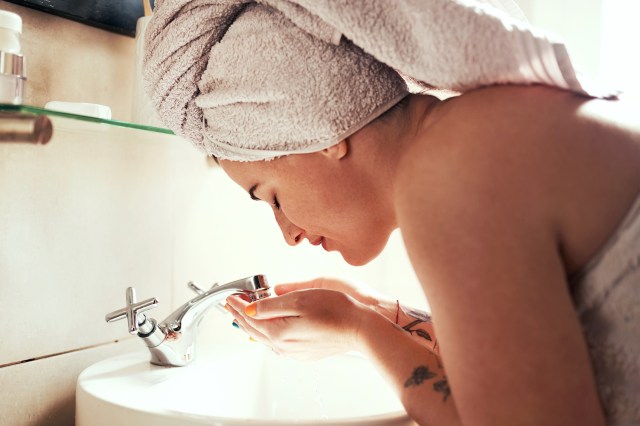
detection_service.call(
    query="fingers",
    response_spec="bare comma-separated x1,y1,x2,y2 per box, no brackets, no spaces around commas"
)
225,296,269,342
225,291,357,360
226,294,297,333
242,292,304,319
231,288,351,320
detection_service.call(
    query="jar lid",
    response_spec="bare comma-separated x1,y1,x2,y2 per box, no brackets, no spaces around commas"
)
0,11,22,34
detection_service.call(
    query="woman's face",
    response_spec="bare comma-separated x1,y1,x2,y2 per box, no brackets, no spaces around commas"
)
219,147,396,266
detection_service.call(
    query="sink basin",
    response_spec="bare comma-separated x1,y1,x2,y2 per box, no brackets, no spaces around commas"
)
76,343,412,425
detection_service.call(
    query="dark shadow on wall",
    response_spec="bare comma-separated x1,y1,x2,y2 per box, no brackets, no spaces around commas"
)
33,392,75,426
3,0,156,37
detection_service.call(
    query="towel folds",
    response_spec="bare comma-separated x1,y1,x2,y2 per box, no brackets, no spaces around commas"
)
143,0,611,161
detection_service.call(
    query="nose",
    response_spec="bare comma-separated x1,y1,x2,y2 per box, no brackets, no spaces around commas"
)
273,209,303,246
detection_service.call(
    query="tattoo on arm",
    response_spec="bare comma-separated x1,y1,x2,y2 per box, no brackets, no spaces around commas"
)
402,319,433,342
404,366,436,387
401,307,433,342
404,366,451,402
405,308,432,322
433,377,451,402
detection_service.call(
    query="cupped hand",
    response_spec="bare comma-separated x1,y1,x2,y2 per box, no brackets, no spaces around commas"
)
274,277,397,322
225,286,376,360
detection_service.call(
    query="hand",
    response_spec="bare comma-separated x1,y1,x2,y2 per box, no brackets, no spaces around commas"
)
274,277,398,323
225,286,375,360
273,278,439,355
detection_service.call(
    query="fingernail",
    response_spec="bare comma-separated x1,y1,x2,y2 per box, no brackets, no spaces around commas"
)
231,321,239,329
245,303,257,317
224,303,231,312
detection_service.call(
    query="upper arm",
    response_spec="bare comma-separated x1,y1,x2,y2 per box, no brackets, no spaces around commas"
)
395,97,605,425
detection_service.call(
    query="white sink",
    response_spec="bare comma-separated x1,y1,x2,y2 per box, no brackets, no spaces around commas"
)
76,343,412,425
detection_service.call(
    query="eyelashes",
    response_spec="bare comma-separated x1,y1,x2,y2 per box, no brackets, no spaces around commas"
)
248,184,280,211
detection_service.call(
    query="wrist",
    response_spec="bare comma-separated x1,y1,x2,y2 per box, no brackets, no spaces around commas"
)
351,304,393,355
370,296,399,324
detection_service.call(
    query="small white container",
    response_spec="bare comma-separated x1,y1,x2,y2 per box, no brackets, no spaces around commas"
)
0,10,21,53
44,101,112,119
0,10,25,104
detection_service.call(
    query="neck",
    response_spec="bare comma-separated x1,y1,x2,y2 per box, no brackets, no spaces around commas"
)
350,94,442,228
383,93,440,176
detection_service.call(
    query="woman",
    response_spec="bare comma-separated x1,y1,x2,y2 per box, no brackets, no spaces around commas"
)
142,1,640,424
222,86,640,425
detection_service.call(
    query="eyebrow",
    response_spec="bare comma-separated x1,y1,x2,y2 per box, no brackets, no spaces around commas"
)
248,184,260,201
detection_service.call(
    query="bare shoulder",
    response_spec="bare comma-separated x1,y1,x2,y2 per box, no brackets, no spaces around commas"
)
394,86,564,253
395,85,640,273
390,85,637,424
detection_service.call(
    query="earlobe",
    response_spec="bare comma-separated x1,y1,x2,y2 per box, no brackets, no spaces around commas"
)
323,139,349,160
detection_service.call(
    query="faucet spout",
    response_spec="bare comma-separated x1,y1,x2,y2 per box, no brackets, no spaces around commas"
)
145,274,270,366
161,275,270,332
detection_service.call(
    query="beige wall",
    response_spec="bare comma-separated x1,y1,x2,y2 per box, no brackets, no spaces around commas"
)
0,2,168,425
0,1,136,120
0,2,426,425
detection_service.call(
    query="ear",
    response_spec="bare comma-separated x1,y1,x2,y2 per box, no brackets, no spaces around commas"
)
321,139,349,160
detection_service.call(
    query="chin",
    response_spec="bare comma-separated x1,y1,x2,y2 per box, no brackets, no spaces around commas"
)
339,247,383,267
335,231,392,266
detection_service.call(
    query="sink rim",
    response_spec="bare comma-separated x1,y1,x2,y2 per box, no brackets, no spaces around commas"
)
77,344,411,426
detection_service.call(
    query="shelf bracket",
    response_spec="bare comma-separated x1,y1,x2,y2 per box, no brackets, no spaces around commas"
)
0,112,52,144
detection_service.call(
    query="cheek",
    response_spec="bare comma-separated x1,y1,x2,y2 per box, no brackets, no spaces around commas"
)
321,205,393,264
284,175,393,256
283,181,342,226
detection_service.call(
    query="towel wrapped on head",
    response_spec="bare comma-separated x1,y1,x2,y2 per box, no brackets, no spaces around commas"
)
144,0,608,162
143,0,407,161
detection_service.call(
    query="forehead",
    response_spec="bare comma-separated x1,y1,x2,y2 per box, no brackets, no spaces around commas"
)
220,152,334,192
219,155,304,187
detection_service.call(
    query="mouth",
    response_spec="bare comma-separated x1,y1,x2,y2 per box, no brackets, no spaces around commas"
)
310,237,330,252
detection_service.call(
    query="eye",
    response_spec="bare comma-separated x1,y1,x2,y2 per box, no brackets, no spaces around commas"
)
273,195,280,210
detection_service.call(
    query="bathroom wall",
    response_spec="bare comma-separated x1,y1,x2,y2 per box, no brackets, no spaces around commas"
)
521,0,640,96
514,0,603,77
0,4,171,425
0,2,426,425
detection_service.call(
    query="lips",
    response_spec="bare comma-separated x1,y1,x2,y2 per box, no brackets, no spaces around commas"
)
309,236,329,251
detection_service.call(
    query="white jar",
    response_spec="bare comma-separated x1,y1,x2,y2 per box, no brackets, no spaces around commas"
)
0,10,21,53
0,10,25,104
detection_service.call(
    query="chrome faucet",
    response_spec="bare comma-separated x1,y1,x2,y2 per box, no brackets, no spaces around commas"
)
105,275,271,367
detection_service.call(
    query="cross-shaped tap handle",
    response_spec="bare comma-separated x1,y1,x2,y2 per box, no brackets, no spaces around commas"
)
105,287,159,335
187,281,221,295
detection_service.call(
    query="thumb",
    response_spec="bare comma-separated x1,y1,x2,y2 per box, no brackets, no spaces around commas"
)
274,280,324,296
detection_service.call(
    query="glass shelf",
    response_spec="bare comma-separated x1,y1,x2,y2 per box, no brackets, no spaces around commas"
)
0,104,174,135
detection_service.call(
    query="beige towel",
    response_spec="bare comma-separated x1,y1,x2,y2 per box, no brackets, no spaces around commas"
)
143,1,406,161
570,193,640,425
143,0,612,161
263,0,596,93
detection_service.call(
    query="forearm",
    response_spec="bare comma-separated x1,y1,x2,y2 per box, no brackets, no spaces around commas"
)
356,312,461,426
373,298,439,354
